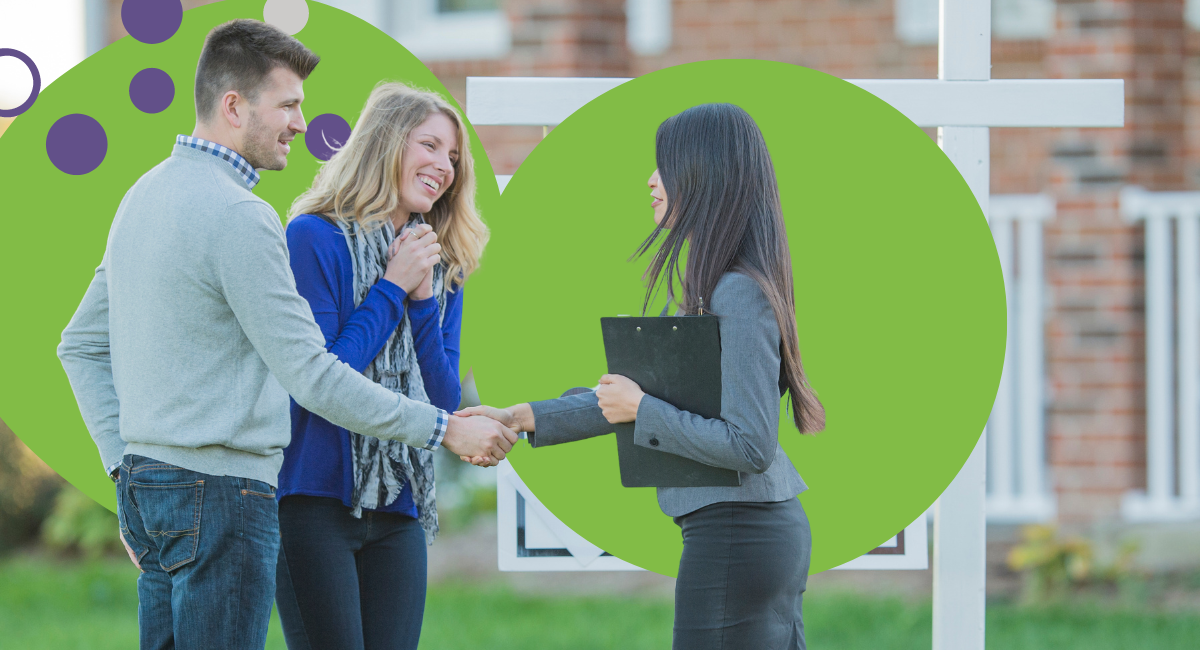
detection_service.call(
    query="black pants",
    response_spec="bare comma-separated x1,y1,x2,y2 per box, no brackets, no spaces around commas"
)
673,498,812,650
274,496,427,650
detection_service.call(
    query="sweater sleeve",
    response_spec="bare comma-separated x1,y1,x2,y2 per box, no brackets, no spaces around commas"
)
214,201,445,450
58,192,134,475
407,283,464,412
286,216,409,373
57,249,126,474
629,274,783,474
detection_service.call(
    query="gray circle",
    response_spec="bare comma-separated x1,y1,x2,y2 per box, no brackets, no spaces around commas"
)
263,0,310,36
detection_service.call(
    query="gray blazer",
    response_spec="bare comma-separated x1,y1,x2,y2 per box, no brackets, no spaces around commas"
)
528,272,808,517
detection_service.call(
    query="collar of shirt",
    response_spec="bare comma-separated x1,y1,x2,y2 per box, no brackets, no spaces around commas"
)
175,135,261,190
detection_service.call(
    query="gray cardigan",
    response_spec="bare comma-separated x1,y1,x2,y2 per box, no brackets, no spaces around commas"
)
57,144,442,487
528,272,808,517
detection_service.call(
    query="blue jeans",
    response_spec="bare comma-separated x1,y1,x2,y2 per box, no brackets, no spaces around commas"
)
274,495,428,650
116,454,280,650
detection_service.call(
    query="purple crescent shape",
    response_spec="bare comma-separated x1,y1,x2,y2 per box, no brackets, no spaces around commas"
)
130,68,175,114
306,113,352,161
121,0,183,45
46,114,108,175
0,48,42,118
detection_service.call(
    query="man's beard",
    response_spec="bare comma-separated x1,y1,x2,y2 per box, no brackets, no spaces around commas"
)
241,109,286,171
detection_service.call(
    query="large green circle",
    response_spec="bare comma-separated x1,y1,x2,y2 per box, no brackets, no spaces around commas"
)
462,60,1005,575
0,0,499,511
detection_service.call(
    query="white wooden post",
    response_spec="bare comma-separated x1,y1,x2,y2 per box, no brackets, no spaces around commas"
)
933,0,990,645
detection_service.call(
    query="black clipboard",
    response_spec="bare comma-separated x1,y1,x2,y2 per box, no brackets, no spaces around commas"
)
599,315,742,488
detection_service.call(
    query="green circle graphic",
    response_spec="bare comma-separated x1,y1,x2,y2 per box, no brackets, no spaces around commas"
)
0,0,499,511
463,60,1005,575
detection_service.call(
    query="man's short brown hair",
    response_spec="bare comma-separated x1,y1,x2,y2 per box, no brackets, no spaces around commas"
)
194,19,320,123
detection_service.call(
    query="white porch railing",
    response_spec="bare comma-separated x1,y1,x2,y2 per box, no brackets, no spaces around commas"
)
1119,186,1200,521
986,195,1056,522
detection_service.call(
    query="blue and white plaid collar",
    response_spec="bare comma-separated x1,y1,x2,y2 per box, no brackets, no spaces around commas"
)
175,135,261,190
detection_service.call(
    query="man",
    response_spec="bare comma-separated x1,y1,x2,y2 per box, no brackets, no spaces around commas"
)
57,19,514,650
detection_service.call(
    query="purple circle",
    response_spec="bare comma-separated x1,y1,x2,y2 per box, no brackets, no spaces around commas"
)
46,114,108,175
0,48,42,118
306,114,352,161
121,0,183,45
129,68,175,113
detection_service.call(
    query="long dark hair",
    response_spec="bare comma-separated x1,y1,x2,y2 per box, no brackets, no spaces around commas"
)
634,103,825,434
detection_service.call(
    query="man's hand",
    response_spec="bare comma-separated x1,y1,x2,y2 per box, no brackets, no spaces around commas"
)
441,414,518,467
596,374,645,424
455,403,535,466
119,530,142,572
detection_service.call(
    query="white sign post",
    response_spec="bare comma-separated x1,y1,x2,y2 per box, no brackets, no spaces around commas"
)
466,1,1124,644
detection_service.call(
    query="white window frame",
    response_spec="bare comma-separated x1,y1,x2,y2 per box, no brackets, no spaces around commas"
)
389,0,511,62
896,0,1055,45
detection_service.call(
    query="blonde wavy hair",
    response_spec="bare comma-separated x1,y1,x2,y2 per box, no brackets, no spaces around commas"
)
288,81,488,287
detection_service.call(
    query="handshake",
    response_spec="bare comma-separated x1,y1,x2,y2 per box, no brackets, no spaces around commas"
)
440,374,648,468
441,403,535,467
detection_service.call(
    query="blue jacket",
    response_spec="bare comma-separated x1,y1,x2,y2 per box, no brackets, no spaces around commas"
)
277,213,464,516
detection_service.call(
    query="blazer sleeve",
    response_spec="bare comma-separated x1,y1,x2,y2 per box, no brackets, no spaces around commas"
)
526,390,614,447
630,273,783,474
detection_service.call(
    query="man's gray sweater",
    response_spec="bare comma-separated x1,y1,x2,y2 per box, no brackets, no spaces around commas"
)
58,144,442,487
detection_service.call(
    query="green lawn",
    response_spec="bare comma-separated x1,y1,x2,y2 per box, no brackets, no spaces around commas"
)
1,555,1198,649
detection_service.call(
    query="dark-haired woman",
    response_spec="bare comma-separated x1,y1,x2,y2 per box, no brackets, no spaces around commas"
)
458,103,824,649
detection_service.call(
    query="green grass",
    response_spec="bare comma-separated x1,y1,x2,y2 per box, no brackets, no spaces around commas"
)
1,554,1199,649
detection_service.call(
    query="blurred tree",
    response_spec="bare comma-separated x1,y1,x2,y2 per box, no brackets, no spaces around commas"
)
0,419,65,553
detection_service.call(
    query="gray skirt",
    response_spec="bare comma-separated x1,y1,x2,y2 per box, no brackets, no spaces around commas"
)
672,498,812,650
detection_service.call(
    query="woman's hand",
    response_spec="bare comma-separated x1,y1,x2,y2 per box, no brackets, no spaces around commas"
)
455,403,535,466
383,223,441,294
596,374,645,424
411,266,435,301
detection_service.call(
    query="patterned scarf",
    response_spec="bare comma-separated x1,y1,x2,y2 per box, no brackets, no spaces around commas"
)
339,214,446,545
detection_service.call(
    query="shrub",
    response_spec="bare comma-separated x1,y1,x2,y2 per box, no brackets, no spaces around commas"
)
41,486,122,558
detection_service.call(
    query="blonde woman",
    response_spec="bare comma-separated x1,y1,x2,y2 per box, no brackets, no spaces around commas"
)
274,81,488,650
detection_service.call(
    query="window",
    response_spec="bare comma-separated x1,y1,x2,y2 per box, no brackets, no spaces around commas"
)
321,0,511,61
895,0,1055,45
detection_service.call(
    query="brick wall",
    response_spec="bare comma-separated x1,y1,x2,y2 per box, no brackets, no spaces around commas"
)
99,0,1178,527
427,0,1173,528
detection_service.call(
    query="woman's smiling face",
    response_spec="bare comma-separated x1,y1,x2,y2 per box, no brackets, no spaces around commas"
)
648,167,669,226
397,111,459,215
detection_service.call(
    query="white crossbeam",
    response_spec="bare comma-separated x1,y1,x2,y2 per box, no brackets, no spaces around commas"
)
466,77,1124,128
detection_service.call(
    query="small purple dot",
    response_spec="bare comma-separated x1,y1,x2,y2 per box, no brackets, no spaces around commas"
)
130,68,174,113
46,114,108,175
121,0,183,45
306,114,352,162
